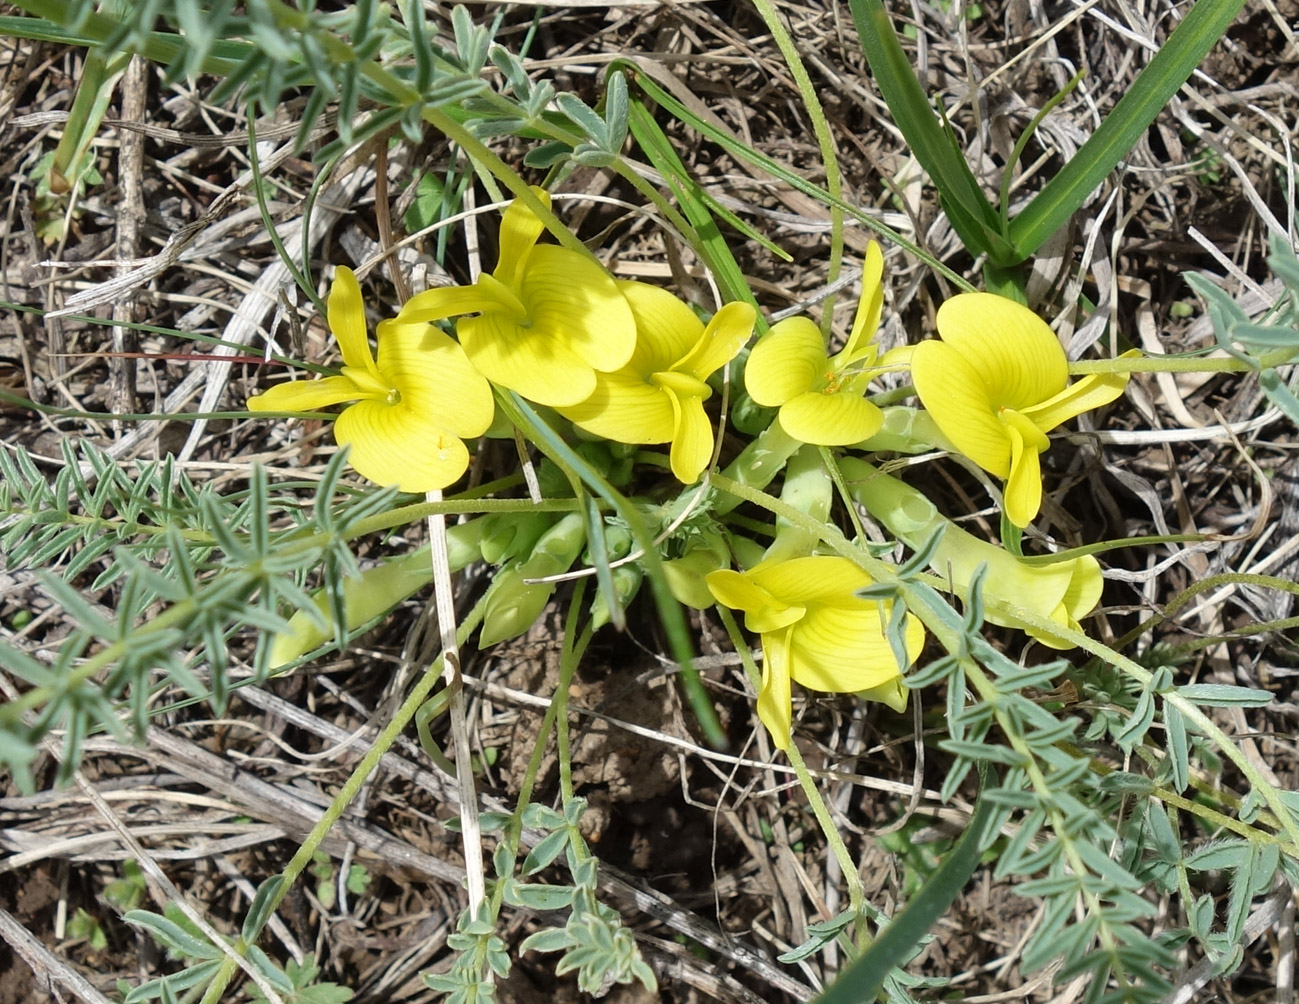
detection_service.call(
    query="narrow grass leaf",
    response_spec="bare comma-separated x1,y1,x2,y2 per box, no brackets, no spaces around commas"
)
625,69,976,292
812,786,997,1004
1008,0,1249,260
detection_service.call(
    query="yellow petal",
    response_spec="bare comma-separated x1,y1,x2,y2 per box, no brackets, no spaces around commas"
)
860,676,909,713
1026,555,1105,649
328,267,378,378
935,293,1068,409
494,186,550,289
520,245,636,373
748,556,873,608
396,283,509,325
558,371,675,444
668,392,714,484
618,280,703,374
842,241,884,363
678,301,756,379
910,339,1012,477
708,569,805,632
654,370,711,399
746,604,806,634
334,400,471,492
1000,407,1050,453
778,390,885,446
374,318,495,439
757,626,795,751
788,604,902,692
706,568,778,616
248,374,362,413
458,311,596,407
1022,366,1131,433
1062,555,1104,623
1003,424,1044,527
745,317,829,407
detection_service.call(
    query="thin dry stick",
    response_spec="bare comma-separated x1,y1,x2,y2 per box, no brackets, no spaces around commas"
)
65,763,286,1004
426,502,485,913
109,53,148,424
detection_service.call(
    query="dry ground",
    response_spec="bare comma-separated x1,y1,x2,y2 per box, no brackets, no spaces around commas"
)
2,1,1299,1002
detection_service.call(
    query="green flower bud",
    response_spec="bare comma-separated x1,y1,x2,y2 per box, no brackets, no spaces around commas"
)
584,522,634,565
479,510,555,565
854,406,951,454
479,513,587,647
267,522,484,669
590,563,644,630
662,548,727,609
730,388,778,436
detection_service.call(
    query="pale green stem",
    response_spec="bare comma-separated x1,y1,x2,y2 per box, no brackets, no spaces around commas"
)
198,601,487,1004
715,605,865,917
1069,348,1297,374
714,420,804,516
764,444,832,563
750,0,844,337
554,583,595,866
709,472,1299,858
490,586,596,924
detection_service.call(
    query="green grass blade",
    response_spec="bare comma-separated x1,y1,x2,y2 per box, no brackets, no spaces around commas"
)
623,65,977,293
626,100,765,313
496,391,728,750
813,777,998,1003
1008,0,1247,260
846,0,1011,261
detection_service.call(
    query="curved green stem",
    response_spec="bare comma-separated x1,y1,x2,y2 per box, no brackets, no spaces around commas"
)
715,605,866,917
198,599,487,1004
750,0,845,337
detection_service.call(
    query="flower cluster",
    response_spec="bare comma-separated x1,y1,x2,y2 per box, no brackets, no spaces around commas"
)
250,190,1132,752
249,189,757,490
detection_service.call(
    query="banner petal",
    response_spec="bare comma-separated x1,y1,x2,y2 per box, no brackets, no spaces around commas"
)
335,401,471,492
936,293,1068,409
910,340,1011,477
745,317,829,406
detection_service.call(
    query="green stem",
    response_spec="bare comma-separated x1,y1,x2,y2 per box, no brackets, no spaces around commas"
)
750,0,844,336
715,605,865,916
709,472,1299,858
198,600,486,1004
713,420,804,517
1069,349,1297,375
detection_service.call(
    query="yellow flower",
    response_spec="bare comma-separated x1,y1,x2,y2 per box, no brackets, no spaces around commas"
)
745,242,889,445
395,188,636,407
706,556,925,750
557,281,756,483
842,459,1103,648
247,266,494,493
910,293,1129,527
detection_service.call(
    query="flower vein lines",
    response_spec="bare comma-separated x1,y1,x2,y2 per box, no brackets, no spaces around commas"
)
395,188,637,408
707,556,924,750
558,281,757,483
910,292,1130,527
247,266,494,492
